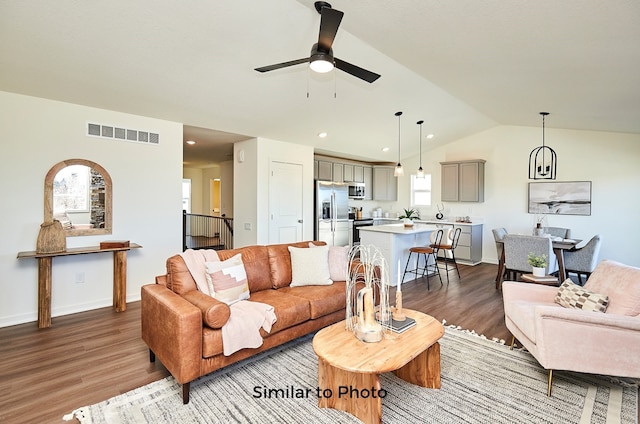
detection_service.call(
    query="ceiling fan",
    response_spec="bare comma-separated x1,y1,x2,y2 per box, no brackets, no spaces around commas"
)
254,1,381,83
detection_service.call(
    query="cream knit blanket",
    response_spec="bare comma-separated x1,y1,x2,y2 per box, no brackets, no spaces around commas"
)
179,249,276,356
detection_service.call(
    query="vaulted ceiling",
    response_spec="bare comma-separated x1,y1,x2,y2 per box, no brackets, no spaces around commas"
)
2,1,638,167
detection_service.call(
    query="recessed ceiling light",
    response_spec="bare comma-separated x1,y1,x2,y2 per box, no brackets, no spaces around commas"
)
317,132,328,138
186,140,196,145
426,134,435,139
381,147,390,152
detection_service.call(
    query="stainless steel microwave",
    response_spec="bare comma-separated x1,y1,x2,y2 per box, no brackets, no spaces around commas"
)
348,183,365,199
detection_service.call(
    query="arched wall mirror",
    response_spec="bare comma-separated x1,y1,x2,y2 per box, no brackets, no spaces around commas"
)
44,159,112,236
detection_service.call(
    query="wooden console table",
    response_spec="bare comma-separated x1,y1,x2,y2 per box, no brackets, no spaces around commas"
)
17,243,142,328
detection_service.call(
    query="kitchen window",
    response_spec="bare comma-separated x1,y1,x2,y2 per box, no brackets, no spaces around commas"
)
410,174,432,207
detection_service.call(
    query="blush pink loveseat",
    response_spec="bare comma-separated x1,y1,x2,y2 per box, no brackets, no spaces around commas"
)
502,259,640,395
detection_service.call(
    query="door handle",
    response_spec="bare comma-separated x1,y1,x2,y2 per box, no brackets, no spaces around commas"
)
297,219,303,223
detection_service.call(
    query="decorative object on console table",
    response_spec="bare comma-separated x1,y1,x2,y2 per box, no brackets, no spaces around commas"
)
346,244,389,343
100,240,130,249
36,220,66,254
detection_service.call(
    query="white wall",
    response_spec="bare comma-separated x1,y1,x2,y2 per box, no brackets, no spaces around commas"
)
234,137,315,247
182,167,203,214
220,160,234,218
0,91,183,327
396,125,640,267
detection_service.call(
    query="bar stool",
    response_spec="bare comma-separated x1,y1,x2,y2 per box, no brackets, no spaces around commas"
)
402,229,443,290
432,227,462,284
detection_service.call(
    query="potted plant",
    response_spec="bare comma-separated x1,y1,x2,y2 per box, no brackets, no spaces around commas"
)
399,208,419,227
528,252,547,277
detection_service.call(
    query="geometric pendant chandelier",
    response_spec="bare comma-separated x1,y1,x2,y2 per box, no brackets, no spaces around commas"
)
528,111,557,180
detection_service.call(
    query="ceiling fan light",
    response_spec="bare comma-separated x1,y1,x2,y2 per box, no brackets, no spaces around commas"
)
309,56,334,73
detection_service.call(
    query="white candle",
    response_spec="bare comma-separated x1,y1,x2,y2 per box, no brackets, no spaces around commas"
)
397,259,402,292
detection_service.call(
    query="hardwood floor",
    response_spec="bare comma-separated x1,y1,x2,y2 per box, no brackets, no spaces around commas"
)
0,262,621,423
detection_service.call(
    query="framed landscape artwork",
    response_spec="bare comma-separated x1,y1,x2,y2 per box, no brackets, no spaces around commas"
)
528,181,592,216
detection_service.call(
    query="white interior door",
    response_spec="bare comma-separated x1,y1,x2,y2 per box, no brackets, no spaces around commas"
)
269,161,303,244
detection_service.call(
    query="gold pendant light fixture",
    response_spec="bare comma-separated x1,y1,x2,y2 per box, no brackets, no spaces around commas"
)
394,111,404,177
416,120,425,178
528,112,557,180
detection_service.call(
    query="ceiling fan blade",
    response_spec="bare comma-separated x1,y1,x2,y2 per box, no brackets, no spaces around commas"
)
334,58,381,83
255,58,308,73
317,7,343,52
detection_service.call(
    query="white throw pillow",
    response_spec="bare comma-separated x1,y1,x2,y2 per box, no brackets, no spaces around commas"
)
288,245,333,286
309,243,350,282
205,253,250,305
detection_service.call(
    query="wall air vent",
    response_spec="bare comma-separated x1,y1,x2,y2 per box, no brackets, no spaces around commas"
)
86,122,159,145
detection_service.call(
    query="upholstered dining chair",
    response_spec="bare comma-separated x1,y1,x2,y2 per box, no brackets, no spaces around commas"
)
492,228,508,283
403,229,444,290
564,235,602,285
432,227,462,284
500,234,558,283
543,226,571,239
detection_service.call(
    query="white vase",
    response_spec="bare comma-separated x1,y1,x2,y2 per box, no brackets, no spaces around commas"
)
532,266,546,277
403,218,414,227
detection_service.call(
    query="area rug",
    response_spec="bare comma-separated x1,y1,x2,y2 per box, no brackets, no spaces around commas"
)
65,326,638,424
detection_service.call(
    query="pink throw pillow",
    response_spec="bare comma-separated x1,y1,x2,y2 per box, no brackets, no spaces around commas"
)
309,243,350,282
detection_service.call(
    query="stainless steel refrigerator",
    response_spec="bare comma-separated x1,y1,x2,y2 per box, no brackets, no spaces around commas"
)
315,181,352,246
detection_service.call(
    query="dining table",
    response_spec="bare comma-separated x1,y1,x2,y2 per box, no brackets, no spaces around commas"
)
495,238,581,289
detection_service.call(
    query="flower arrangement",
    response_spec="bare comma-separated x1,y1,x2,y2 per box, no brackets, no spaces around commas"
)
527,252,547,268
398,208,419,220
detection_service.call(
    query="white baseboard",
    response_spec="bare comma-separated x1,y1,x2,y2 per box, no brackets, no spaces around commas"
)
0,293,142,328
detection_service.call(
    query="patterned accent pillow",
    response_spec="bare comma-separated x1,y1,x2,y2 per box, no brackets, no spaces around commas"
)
554,279,609,313
205,253,250,305
288,245,332,286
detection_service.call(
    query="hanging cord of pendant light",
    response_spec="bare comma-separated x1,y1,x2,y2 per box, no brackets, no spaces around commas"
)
416,120,424,178
394,111,404,177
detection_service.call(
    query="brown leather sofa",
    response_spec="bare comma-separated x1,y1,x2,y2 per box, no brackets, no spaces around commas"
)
141,241,350,404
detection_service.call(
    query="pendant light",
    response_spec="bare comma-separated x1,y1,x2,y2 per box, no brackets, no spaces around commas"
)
416,120,425,178
394,111,404,177
528,112,557,180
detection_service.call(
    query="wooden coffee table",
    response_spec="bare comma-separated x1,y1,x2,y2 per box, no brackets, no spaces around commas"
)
312,309,444,424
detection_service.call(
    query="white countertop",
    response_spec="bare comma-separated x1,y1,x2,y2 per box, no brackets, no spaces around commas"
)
370,218,482,227
359,223,442,234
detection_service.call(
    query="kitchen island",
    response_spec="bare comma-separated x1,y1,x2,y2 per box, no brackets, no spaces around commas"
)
359,223,444,286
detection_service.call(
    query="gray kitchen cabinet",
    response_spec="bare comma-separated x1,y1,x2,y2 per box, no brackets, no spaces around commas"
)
317,160,333,181
353,165,364,183
332,162,344,183
452,224,483,265
343,164,354,182
363,166,373,200
440,160,485,202
373,166,397,201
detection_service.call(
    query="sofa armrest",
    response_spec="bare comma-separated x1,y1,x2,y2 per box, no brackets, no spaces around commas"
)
182,290,231,329
535,305,640,331
533,305,640,377
141,284,202,384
